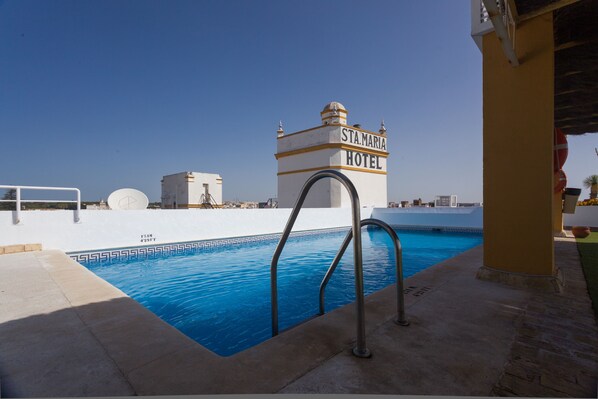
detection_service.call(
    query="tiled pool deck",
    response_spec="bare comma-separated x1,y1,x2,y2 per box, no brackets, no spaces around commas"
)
0,238,596,397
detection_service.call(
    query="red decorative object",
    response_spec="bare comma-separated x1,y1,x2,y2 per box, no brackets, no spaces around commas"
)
554,169,567,193
554,127,568,171
572,226,590,239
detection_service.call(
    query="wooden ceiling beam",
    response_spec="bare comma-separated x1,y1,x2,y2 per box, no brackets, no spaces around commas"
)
556,105,598,113
556,115,598,125
555,89,583,97
557,122,598,132
555,38,598,52
556,121,598,129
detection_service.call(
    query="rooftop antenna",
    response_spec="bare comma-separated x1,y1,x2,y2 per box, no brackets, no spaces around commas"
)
332,103,339,115
379,119,387,135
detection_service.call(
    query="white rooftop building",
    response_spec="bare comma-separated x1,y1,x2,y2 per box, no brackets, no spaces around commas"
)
161,171,223,209
434,195,458,208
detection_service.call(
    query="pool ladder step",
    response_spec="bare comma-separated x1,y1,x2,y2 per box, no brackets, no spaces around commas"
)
270,170,408,358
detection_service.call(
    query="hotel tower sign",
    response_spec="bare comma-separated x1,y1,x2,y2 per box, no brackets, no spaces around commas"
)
276,102,388,208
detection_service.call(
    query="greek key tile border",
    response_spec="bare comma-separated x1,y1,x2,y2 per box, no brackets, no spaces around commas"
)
69,225,483,263
68,226,351,263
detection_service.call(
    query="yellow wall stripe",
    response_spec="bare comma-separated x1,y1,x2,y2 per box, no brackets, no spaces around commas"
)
275,143,389,159
320,109,348,115
277,165,387,176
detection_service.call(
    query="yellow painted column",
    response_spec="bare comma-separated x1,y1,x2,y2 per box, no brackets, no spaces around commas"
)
482,14,554,275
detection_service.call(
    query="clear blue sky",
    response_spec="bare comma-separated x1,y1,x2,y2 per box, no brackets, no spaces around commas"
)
0,0,595,203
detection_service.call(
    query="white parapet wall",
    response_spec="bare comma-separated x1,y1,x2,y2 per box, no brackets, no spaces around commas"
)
371,207,484,230
564,206,598,228
0,206,488,254
0,208,374,253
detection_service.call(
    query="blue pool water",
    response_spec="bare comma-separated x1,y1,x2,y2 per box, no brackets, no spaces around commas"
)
82,228,482,356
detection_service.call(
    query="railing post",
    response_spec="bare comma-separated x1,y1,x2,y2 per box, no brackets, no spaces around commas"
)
350,190,369,358
75,189,81,223
15,187,21,224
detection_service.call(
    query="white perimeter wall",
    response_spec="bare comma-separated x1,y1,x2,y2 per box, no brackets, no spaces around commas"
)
371,207,484,229
564,206,598,228
8,205,591,254
0,207,490,254
0,208,374,253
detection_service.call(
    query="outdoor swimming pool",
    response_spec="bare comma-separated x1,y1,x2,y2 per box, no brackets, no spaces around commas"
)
82,228,482,356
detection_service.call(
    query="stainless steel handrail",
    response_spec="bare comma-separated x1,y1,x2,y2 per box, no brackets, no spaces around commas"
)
318,218,410,327
270,169,371,358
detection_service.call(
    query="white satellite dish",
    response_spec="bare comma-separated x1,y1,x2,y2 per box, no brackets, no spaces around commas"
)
107,188,149,210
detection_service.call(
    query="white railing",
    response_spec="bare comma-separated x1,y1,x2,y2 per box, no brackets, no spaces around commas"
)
0,185,81,224
471,0,495,49
471,0,516,49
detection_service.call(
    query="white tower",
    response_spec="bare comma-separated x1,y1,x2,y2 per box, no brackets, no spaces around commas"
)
276,102,388,208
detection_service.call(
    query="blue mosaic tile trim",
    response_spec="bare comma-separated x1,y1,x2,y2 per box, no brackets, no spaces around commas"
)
68,226,351,263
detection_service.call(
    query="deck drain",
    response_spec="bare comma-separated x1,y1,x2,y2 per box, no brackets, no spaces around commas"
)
413,286,432,297
403,286,432,297
403,286,417,294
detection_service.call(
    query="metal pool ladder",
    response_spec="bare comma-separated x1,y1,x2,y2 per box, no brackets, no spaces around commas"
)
319,218,410,328
270,170,409,358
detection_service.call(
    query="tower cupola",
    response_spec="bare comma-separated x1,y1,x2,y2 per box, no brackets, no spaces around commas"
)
320,101,348,125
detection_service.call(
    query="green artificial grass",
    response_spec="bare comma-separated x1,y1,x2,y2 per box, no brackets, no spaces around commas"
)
576,232,598,318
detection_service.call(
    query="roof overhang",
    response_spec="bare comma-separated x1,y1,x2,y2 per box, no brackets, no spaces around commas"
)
472,0,598,135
